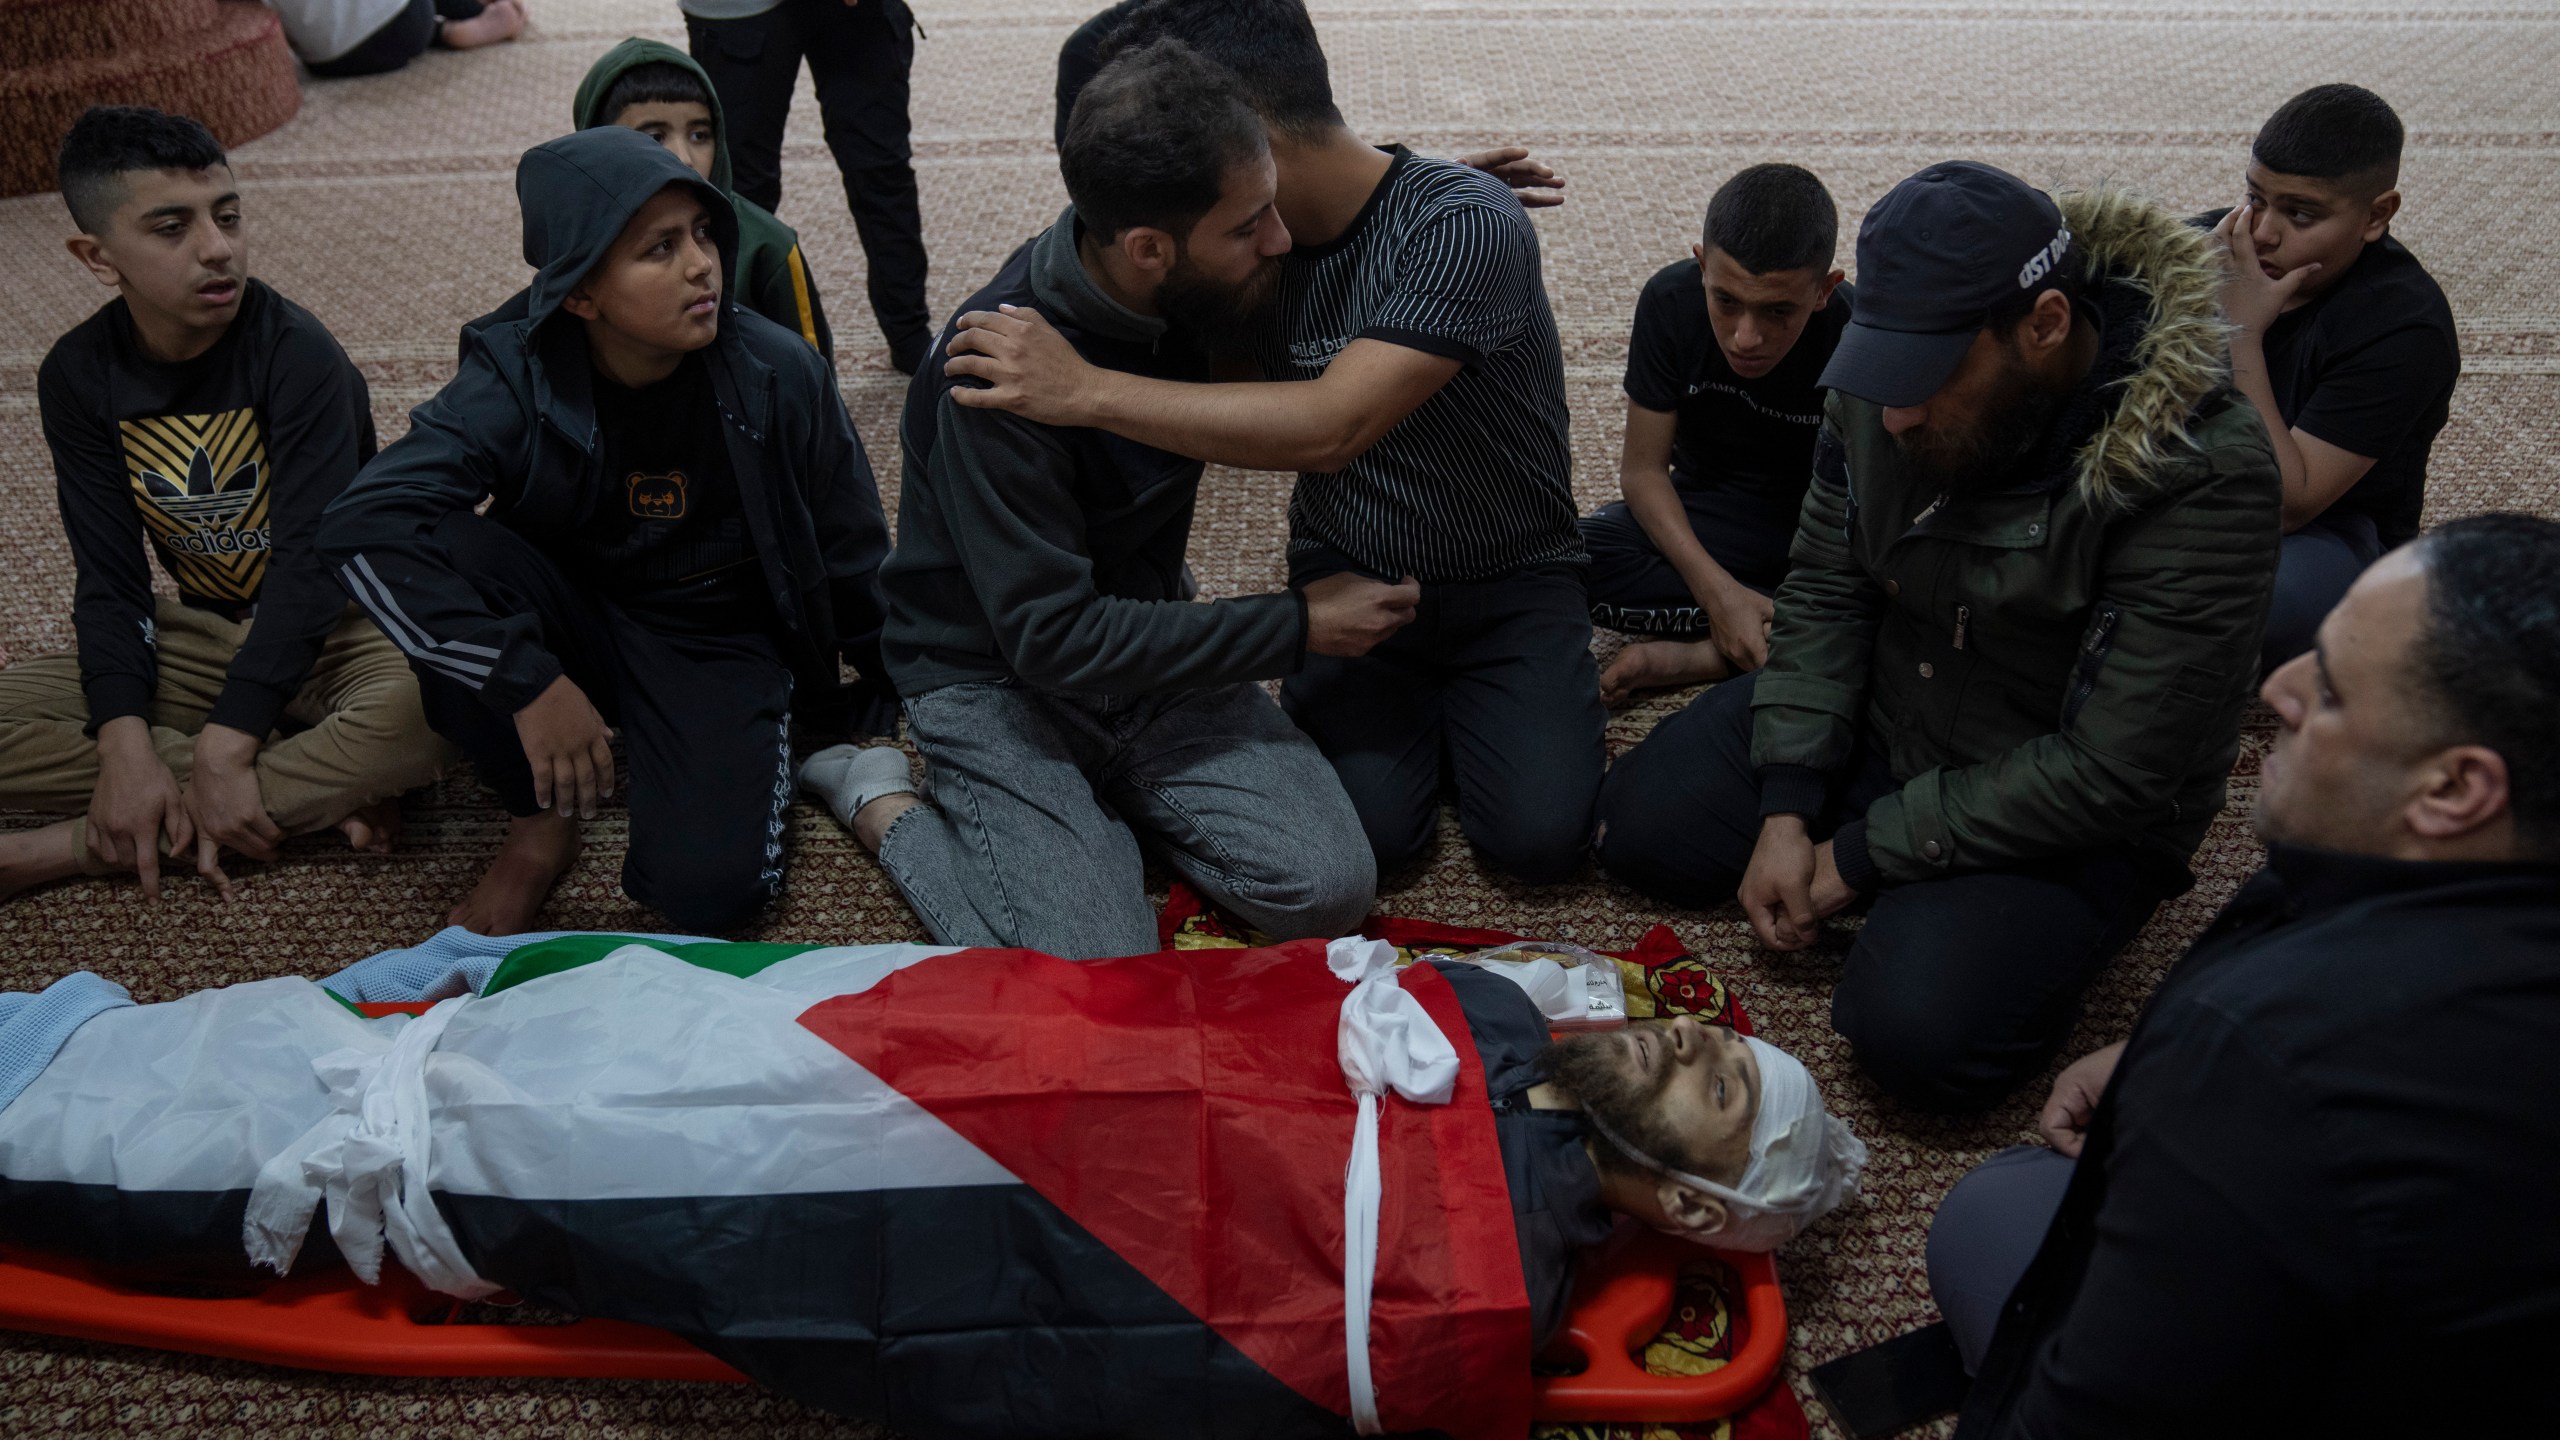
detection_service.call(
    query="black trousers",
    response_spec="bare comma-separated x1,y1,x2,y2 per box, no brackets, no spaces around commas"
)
408,514,797,933
1595,672,2166,1111
1282,569,1606,884
1580,498,1781,638
304,0,483,78
686,0,931,357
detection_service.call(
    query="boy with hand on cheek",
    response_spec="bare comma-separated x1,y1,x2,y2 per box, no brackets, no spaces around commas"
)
2210,83,2458,674
0,107,446,905
320,126,896,937
570,38,834,362
1586,164,1850,704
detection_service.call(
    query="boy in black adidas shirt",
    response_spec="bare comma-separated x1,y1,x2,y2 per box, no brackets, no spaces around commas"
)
319,125,894,937
1585,163,1850,704
0,107,446,905
2208,83,2459,673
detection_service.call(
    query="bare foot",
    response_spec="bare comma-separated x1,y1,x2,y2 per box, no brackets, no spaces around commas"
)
852,792,920,855
449,812,579,936
337,800,404,854
440,0,526,50
1600,638,1732,707
0,820,86,903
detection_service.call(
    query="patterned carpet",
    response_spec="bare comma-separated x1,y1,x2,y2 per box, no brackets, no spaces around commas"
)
2,1,2554,1435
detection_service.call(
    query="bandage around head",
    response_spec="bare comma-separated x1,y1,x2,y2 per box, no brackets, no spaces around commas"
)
1584,1034,1866,1252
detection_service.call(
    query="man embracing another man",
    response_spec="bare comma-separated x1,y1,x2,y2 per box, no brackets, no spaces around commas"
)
800,39,1399,958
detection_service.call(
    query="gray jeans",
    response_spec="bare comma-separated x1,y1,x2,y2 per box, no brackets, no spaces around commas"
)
878,681,1377,959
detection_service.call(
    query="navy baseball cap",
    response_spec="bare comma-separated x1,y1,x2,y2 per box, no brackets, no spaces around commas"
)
1819,162,2076,408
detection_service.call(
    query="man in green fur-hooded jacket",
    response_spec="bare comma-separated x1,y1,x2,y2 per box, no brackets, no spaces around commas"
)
1599,162,2281,1113
572,37,834,363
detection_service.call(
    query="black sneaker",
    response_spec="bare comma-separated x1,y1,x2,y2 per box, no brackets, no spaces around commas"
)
889,331,933,376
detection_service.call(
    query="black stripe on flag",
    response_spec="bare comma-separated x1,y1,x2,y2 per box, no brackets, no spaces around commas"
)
440,1183,1349,1439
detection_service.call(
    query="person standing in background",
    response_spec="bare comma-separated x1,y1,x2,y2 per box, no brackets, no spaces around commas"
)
679,0,933,373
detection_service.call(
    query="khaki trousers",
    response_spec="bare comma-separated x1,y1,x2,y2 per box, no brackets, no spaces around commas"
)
0,599,452,845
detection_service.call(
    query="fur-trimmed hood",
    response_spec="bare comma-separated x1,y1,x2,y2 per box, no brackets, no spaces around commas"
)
2058,187,2232,509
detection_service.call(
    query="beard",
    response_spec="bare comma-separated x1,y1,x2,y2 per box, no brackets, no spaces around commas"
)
1892,342,2070,496
1538,1029,1695,1176
1154,243,1281,358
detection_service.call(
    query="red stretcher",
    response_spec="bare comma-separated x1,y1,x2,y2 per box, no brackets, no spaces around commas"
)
0,1002,1788,1423
0,1230,1782,1421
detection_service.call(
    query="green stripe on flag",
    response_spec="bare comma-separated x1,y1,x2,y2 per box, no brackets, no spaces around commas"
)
485,936,828,997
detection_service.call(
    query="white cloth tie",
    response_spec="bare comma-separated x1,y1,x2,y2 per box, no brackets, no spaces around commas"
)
1327,937,1457,1435
242,996,497,1298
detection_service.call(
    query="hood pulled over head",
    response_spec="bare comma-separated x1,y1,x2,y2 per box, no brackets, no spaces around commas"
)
571,36,736,194
514,125,738,330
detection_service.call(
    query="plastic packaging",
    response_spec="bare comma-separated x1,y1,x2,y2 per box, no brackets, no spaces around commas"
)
1451,941,1629,1031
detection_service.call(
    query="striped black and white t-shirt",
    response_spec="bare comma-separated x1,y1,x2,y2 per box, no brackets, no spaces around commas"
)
1258,148,1581,583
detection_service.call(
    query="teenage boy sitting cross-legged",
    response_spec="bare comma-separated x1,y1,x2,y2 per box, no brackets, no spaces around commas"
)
319,125,897,936
0,107,447,905
1587,163,1851,705
799,40,1396,959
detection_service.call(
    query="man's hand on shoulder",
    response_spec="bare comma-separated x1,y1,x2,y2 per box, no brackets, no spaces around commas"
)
182,722,283,902
1458,146,1566,209
1301,572,1421,657
944,306,1107,426
2038,1040,2129,1159
87,715,193,900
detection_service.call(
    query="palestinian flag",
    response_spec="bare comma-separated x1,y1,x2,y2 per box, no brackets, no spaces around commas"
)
0,938,1533,1439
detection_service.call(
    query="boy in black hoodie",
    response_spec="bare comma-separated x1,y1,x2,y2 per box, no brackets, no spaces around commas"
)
1,107,447,906
319,126,895,936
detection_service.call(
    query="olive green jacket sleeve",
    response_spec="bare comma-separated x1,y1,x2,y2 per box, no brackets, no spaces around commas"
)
1748,424,1890,820
1861,405,2279,885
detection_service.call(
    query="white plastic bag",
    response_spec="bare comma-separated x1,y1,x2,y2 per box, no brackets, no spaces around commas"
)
1451,941,1628,1030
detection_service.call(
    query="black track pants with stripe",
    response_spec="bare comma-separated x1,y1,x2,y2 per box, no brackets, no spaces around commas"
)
410,513,795,932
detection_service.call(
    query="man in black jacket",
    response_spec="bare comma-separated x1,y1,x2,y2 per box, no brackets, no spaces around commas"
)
1,107,446,906
318,125,896,937
800,41,1410,959
1924,513,2560,1437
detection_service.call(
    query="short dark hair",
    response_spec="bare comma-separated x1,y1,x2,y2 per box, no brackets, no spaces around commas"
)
1101,0,1343,141
1702,163,1838,276
56,105,227,235
2252,83,2403,193
594,62,715,128
2411,514,2560,858
1062,39,1268,243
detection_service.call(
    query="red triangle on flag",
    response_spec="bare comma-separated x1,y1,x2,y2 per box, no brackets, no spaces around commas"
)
797,941,1531,1438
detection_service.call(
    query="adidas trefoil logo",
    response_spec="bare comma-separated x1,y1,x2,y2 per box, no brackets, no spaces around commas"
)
139,446,258,502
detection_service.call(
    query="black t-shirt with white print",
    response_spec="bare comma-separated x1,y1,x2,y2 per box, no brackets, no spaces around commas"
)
1622,260,1852,589
573,352,769,636
1256,147,1582,584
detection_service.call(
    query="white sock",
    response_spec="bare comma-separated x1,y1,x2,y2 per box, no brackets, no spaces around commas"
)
798,744,917,829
